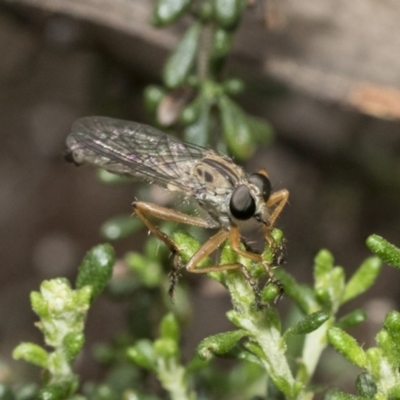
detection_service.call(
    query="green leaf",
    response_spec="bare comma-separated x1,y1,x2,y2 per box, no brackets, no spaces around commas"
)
326,392,364,400
124,252,162,287
183,96,211,146
365,347,393,385
212,28,234,59
314,249,334,278
75,244,115,302
30,290,49,318
260,282,281,303
375,330,400,368
327,327,367,368
13,342,49,368
0,384,14,400
160,313,180,342
196,330,247,360
100,214,143,240
342,256,382,303
152,0,194,26
355,372,377,397
313,249,334,306
335,309,367,329
384,311,400,343
163,23,201,88
366,234,400,269
243,342,266,363
388,385,400,399
172,231,211,268
36,383,74,400
379,311,400,367
247,115,274,144
213,0,246,29
180,93,203,125
312,250,345,311
274,269,318,314
84,384,118,400
96,169,132,184
285,311,329,336
63,332,85,362
219,95,255,159
127,340,156,371
153,338,178,359
223,77,245,96
329,266,346,310
143,85,166,114
219,239,238,265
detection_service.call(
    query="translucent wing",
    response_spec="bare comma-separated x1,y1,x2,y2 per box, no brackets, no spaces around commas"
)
66,116,213,191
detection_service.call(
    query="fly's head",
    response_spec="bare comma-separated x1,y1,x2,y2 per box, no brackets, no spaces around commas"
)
229,169,272,227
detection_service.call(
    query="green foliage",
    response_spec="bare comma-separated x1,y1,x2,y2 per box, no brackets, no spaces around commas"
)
366,234,400,269
101,214,144,241
213,0,247,29
8,2,400,400
127,313,196,400
75,243,115,302
144,0,273,159
12,245,115,399
152,0,194,26
14,224,400,399
163,23,201,89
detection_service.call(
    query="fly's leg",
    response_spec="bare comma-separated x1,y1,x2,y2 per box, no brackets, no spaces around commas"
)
186,226,279,308
132,201,216,297
273,237,287,266
263,189,289,276
265,189,289,227
184,229,264,304
257,231,285,303
229,227,275,307
229,227,285,305
185,229,244,273
240,267,264,310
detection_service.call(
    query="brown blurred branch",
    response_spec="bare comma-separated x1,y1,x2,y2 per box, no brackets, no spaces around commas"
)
4,0,177,48
5,0,400,119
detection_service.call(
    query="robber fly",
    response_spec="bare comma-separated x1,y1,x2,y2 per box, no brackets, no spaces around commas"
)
66,116,289,303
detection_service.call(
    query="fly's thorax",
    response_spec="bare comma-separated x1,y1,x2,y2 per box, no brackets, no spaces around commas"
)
195,186,232,228
191,156,246,190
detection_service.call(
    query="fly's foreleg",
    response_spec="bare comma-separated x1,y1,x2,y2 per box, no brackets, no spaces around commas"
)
262,189,289,269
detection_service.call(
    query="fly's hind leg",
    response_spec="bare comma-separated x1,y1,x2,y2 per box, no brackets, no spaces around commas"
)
132,201,216,298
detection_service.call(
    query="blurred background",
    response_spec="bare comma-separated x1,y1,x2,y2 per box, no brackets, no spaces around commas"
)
0,0,400,394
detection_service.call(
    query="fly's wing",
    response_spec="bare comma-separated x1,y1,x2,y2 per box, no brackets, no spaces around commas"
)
67,116,212,192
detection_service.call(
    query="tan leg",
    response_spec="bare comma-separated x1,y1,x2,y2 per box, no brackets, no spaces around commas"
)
229,226,263,262
184,228,265,307
132,200,222,298
230,223,283,304
185,230,243,273
262,189,289,268
265,189,289,227
133,201,216,228
132,200,216,254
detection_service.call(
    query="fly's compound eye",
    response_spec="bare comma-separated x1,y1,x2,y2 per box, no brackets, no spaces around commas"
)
248,173,271,201
230,185,256,220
